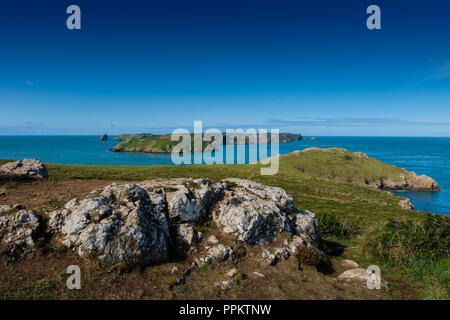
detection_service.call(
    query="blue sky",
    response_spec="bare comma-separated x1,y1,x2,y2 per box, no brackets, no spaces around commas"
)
0,0,449,136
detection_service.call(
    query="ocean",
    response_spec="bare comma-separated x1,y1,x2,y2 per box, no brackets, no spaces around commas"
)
0,135,448,215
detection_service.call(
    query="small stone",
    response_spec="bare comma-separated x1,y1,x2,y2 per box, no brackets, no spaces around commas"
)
171,266,179,274
226,268,239,278
214,280,235,290
196,244,234,266
261,249,277,266
274,247,290,260
340,259,359,270
207,235,219,244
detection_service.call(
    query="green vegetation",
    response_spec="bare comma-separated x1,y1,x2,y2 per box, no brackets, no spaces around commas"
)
110,132,302,153
364,214,449,299
281,148,414,185
318,213,361,239
1,148,448,299
110,134,182,153
113,133,154,141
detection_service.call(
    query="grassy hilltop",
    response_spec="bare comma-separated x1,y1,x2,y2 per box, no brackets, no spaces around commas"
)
0,149,448,300
110,132,302,153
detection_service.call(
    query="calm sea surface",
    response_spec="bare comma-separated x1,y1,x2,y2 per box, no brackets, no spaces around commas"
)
0,136,448,215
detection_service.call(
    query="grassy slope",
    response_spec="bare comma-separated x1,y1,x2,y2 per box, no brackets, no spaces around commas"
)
0,149,448,299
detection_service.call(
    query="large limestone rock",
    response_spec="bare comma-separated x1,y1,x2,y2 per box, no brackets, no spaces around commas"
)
140,178,225,223
213,179,319,246
0,210,40,254
48,178,321,266
381,174,439,191
406,173,439,191
49,183,170,266
0,159,48,179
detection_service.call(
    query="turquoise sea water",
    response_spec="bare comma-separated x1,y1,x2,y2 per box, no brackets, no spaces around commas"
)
0,136,448,215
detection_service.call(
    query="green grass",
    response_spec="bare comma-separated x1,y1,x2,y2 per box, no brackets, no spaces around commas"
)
1,148,448,299
36,149,424,231
110,133,302,153
363,214,449,299
282,148,414,185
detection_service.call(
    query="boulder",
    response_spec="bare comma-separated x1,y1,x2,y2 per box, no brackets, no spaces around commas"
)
0,210,40,254
195,244,234,266
0,159,48,179
337,267,387,288
47,178,322,266
261,249,277,266
292,210,320,243
215,280,236,290
406,173,439,191
140,178,225,223
49,183,170,266
207,235,219,244
100,134,108,141
213,179,298,245
340,259,360,270
354,152,369,160
172,223,202,249
398,198,414,210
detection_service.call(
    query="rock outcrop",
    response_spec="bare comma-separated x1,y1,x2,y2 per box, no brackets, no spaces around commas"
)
99,134,108,141
338,267,387,289
378,173,439,191
0,210,41,254
0,159,48,179
287,148,439,191
48,178,321,267
213,178,319,246
49,183,171,265
398,198,415,210
0,204,22,214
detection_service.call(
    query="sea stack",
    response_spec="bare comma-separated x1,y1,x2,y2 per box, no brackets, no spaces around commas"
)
100,134,108,141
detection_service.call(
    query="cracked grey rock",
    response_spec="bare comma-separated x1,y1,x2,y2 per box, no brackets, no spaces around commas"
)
0,159,48,179
49,183,170,266
0,210,40,254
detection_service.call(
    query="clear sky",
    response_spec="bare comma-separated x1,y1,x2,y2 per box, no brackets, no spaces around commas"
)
0,0,449,136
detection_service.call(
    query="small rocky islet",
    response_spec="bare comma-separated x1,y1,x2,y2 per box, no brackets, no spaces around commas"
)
109,132,303,153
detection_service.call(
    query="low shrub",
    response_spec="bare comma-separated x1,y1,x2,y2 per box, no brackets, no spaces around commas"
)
318,213,361,239
365,213,449,263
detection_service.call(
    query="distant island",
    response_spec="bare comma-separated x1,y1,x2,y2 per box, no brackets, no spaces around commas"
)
110,132,303,153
